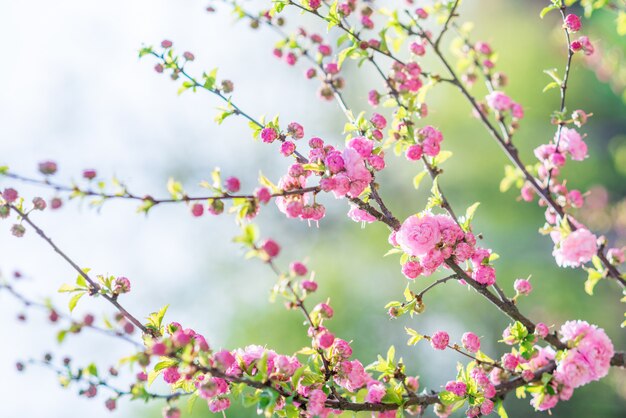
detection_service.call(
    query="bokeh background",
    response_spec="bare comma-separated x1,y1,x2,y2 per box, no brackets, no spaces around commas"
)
1,0,625,417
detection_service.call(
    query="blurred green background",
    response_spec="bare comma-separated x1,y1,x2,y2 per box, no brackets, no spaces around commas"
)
1,1,625,417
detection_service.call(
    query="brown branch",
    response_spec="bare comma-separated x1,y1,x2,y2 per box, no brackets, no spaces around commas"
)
8,205,151,336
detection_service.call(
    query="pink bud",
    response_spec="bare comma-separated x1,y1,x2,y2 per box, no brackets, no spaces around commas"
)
514,278,532,296
290,262,308,276
225,177,240,193
564,14,581,32
430,331,449,350
2,188,18,203
38,161,58,175
261,239,281,258
301,280,318,292
82,169,97,180
191,203,204,217
255,187,272,204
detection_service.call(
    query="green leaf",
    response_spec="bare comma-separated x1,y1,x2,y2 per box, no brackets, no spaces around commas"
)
542,81,560,93
68,291,86,312
540,4,559,18
146,305,169,332
58,284,81,293
433,150,453,166
405,327,424,345
495,399,509,418
0,166,9,174
439,390,463,406
584,269,603,295
85,363,98,377
412,171,428,189
617,11,626,36
166,178,184,199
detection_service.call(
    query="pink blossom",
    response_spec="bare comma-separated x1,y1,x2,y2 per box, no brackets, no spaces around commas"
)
570,36,594,55
535,323,550,339
83,169,97,180
2,188,18,203
421,249,444,272
397,214,441,257
430,331,449,350
317,331,335,349
402,260,423,280
255,187,272,204
208,398,230,413
261,239,281,258
214,350,236,371
607,247,625,264
511,103,524,119
571,109,588,127
531,393,559,411
553,228,597,267
410,42,426,56
475,42,492,55
318,44,331,56
225,176,241,192
332,339,352,359
370,113,387,129
556,320,613,388
287,122,304,139
462,332,481,353
301,280,318,292
368,154,385,171
348,206,376,223
285,52,297,65
486,91,512,112
261,127,278,143
422,136,441,157
191,203,204,217
280,141,296,156
473,265,496,286
347,136,374,158
568,190,584,208
502,353,520,370
445,380,467,397
365,381,386,403
480,399,494,415
564,14,582,32
307,389,327,415
336,360,369,391
415,8,428,19
325,151,345,174
514,278,532,295
368,90,380,106
290,262,307,276
163,367,181,384
406,144,423,161
559,127,587,161
454,242,474,263
38,160,58,175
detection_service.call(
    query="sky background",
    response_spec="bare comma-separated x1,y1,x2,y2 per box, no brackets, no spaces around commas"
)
1,1,625,417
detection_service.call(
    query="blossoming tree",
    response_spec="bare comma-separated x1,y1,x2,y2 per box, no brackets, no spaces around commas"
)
1,0,625,417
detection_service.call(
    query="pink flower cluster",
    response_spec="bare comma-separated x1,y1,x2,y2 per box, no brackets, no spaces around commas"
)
275,168,325,222
394,213,495,285
485,91,524,119
404,125,444,161
551,228,597,268
555,320,614,388
390,61,423,93
317,136,384,199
